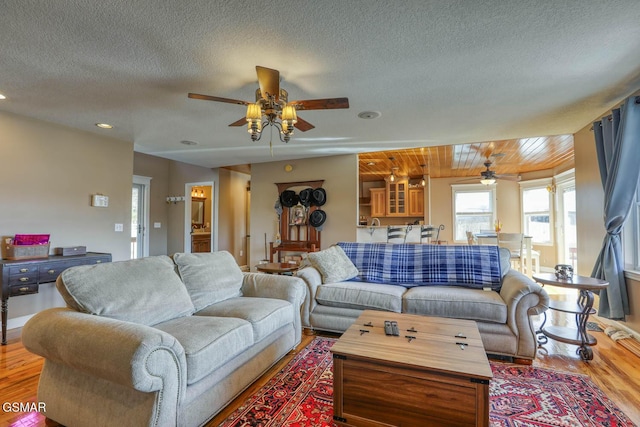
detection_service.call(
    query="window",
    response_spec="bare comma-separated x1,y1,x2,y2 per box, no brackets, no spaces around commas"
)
520,179,553,245
452,184,496,241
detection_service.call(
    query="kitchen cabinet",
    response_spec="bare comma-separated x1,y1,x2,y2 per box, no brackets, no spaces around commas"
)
408,187,424,216
386,178,408,216
370,188,386,217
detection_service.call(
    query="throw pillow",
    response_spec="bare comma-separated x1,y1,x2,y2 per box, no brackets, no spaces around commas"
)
57,255,195,326
307,245,359,283
173,251,244,311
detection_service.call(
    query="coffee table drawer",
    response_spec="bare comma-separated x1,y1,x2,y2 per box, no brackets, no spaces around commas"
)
334,357,486,427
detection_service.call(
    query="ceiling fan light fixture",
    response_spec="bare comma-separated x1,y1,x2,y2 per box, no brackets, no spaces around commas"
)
281,105,298,134
246,103,262,121
480,178,496,186
246,103,263,139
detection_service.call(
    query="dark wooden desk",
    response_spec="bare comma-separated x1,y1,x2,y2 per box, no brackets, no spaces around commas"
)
256,262,299,275
533,273,608,361
1,252,112,345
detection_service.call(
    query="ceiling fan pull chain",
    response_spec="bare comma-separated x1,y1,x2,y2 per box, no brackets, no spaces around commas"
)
269,125,274,156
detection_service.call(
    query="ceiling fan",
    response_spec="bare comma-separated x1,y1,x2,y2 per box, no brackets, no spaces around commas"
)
188,66,349,143
460,154,520,185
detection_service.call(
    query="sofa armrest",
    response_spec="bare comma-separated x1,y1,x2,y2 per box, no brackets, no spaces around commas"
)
22,308,187,398
500,270,549,358
241,272,307,343
295,266,324,329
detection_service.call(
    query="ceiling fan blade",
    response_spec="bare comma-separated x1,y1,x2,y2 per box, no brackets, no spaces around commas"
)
294,116,315,132
228,117,247,127
188,93,250,106
289,97,349,110
256,66,280,101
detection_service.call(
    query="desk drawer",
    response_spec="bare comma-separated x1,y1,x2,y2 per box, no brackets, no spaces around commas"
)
8,272,38,286
9,283,39,296
8,265,39,276
39,263,72,282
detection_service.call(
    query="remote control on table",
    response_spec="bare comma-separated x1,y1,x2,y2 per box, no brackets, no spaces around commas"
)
384,321,400,336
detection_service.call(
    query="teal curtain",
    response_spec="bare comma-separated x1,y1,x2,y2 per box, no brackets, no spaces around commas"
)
591,96,640,320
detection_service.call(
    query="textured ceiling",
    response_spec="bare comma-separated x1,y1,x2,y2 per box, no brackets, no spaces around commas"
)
1,1,640,169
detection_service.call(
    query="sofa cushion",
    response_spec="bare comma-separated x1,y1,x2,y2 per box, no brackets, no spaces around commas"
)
195,297,293,342
173,251,244,310
315,282,405,312
154,316,253,385
338,242,503,290
307,245,359,284
57,255,195,326
402,286,507,323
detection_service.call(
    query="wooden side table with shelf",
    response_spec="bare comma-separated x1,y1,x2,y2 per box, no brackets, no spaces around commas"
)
533,273,608,361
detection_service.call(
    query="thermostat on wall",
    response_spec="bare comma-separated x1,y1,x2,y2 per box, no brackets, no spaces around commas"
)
91,194,109,207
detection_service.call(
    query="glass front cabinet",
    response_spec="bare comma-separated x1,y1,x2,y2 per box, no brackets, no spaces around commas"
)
386,178,408,216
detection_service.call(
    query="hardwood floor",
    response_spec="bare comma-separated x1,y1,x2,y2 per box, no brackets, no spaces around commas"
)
2,308,639,426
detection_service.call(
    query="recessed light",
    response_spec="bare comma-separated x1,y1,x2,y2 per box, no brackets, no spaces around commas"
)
358,111,381,119
95,123,113,129
0,93,6,100
180,140,198,146
367,162,376,166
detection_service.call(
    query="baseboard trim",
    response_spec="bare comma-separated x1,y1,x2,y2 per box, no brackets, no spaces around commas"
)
7,314,35,332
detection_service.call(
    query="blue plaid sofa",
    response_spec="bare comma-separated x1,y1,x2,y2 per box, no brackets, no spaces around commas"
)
296,242,549,361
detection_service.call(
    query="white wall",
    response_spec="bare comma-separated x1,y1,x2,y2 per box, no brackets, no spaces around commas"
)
0,111,133,328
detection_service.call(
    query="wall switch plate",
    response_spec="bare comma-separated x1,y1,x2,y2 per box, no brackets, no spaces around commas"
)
115,223,124,232
154,222,161,228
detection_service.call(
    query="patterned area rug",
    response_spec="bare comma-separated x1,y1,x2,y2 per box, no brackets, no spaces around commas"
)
219,337,636,427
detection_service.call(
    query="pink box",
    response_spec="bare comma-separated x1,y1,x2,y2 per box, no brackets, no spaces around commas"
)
13,234,50,245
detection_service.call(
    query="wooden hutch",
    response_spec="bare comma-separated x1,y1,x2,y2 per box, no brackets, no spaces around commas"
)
269,180,323,263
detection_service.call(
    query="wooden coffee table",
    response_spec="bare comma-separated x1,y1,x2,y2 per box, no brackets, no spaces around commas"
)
331,310,492,427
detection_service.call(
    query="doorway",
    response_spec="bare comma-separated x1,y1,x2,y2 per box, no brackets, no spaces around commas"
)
185,182,214,253
132,175,151,259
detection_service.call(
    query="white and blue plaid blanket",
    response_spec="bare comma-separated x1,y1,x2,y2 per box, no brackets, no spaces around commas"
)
337,242,502,290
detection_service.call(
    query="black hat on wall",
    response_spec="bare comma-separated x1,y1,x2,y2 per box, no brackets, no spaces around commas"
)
309,209,327,229
279,190,299,208
299,188,313,207
311,188,326,206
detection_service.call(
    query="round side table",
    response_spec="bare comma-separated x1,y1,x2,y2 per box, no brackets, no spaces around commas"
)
533,273,608,361
255,262,299,275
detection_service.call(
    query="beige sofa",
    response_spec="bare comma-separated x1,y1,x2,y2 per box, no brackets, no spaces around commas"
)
297,243,549,361
22,252,306,427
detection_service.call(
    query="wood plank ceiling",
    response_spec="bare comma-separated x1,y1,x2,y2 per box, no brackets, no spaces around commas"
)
358,135,574,182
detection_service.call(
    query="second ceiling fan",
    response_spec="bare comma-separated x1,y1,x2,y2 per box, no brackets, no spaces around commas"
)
188,66,349,143
459,153,520,185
